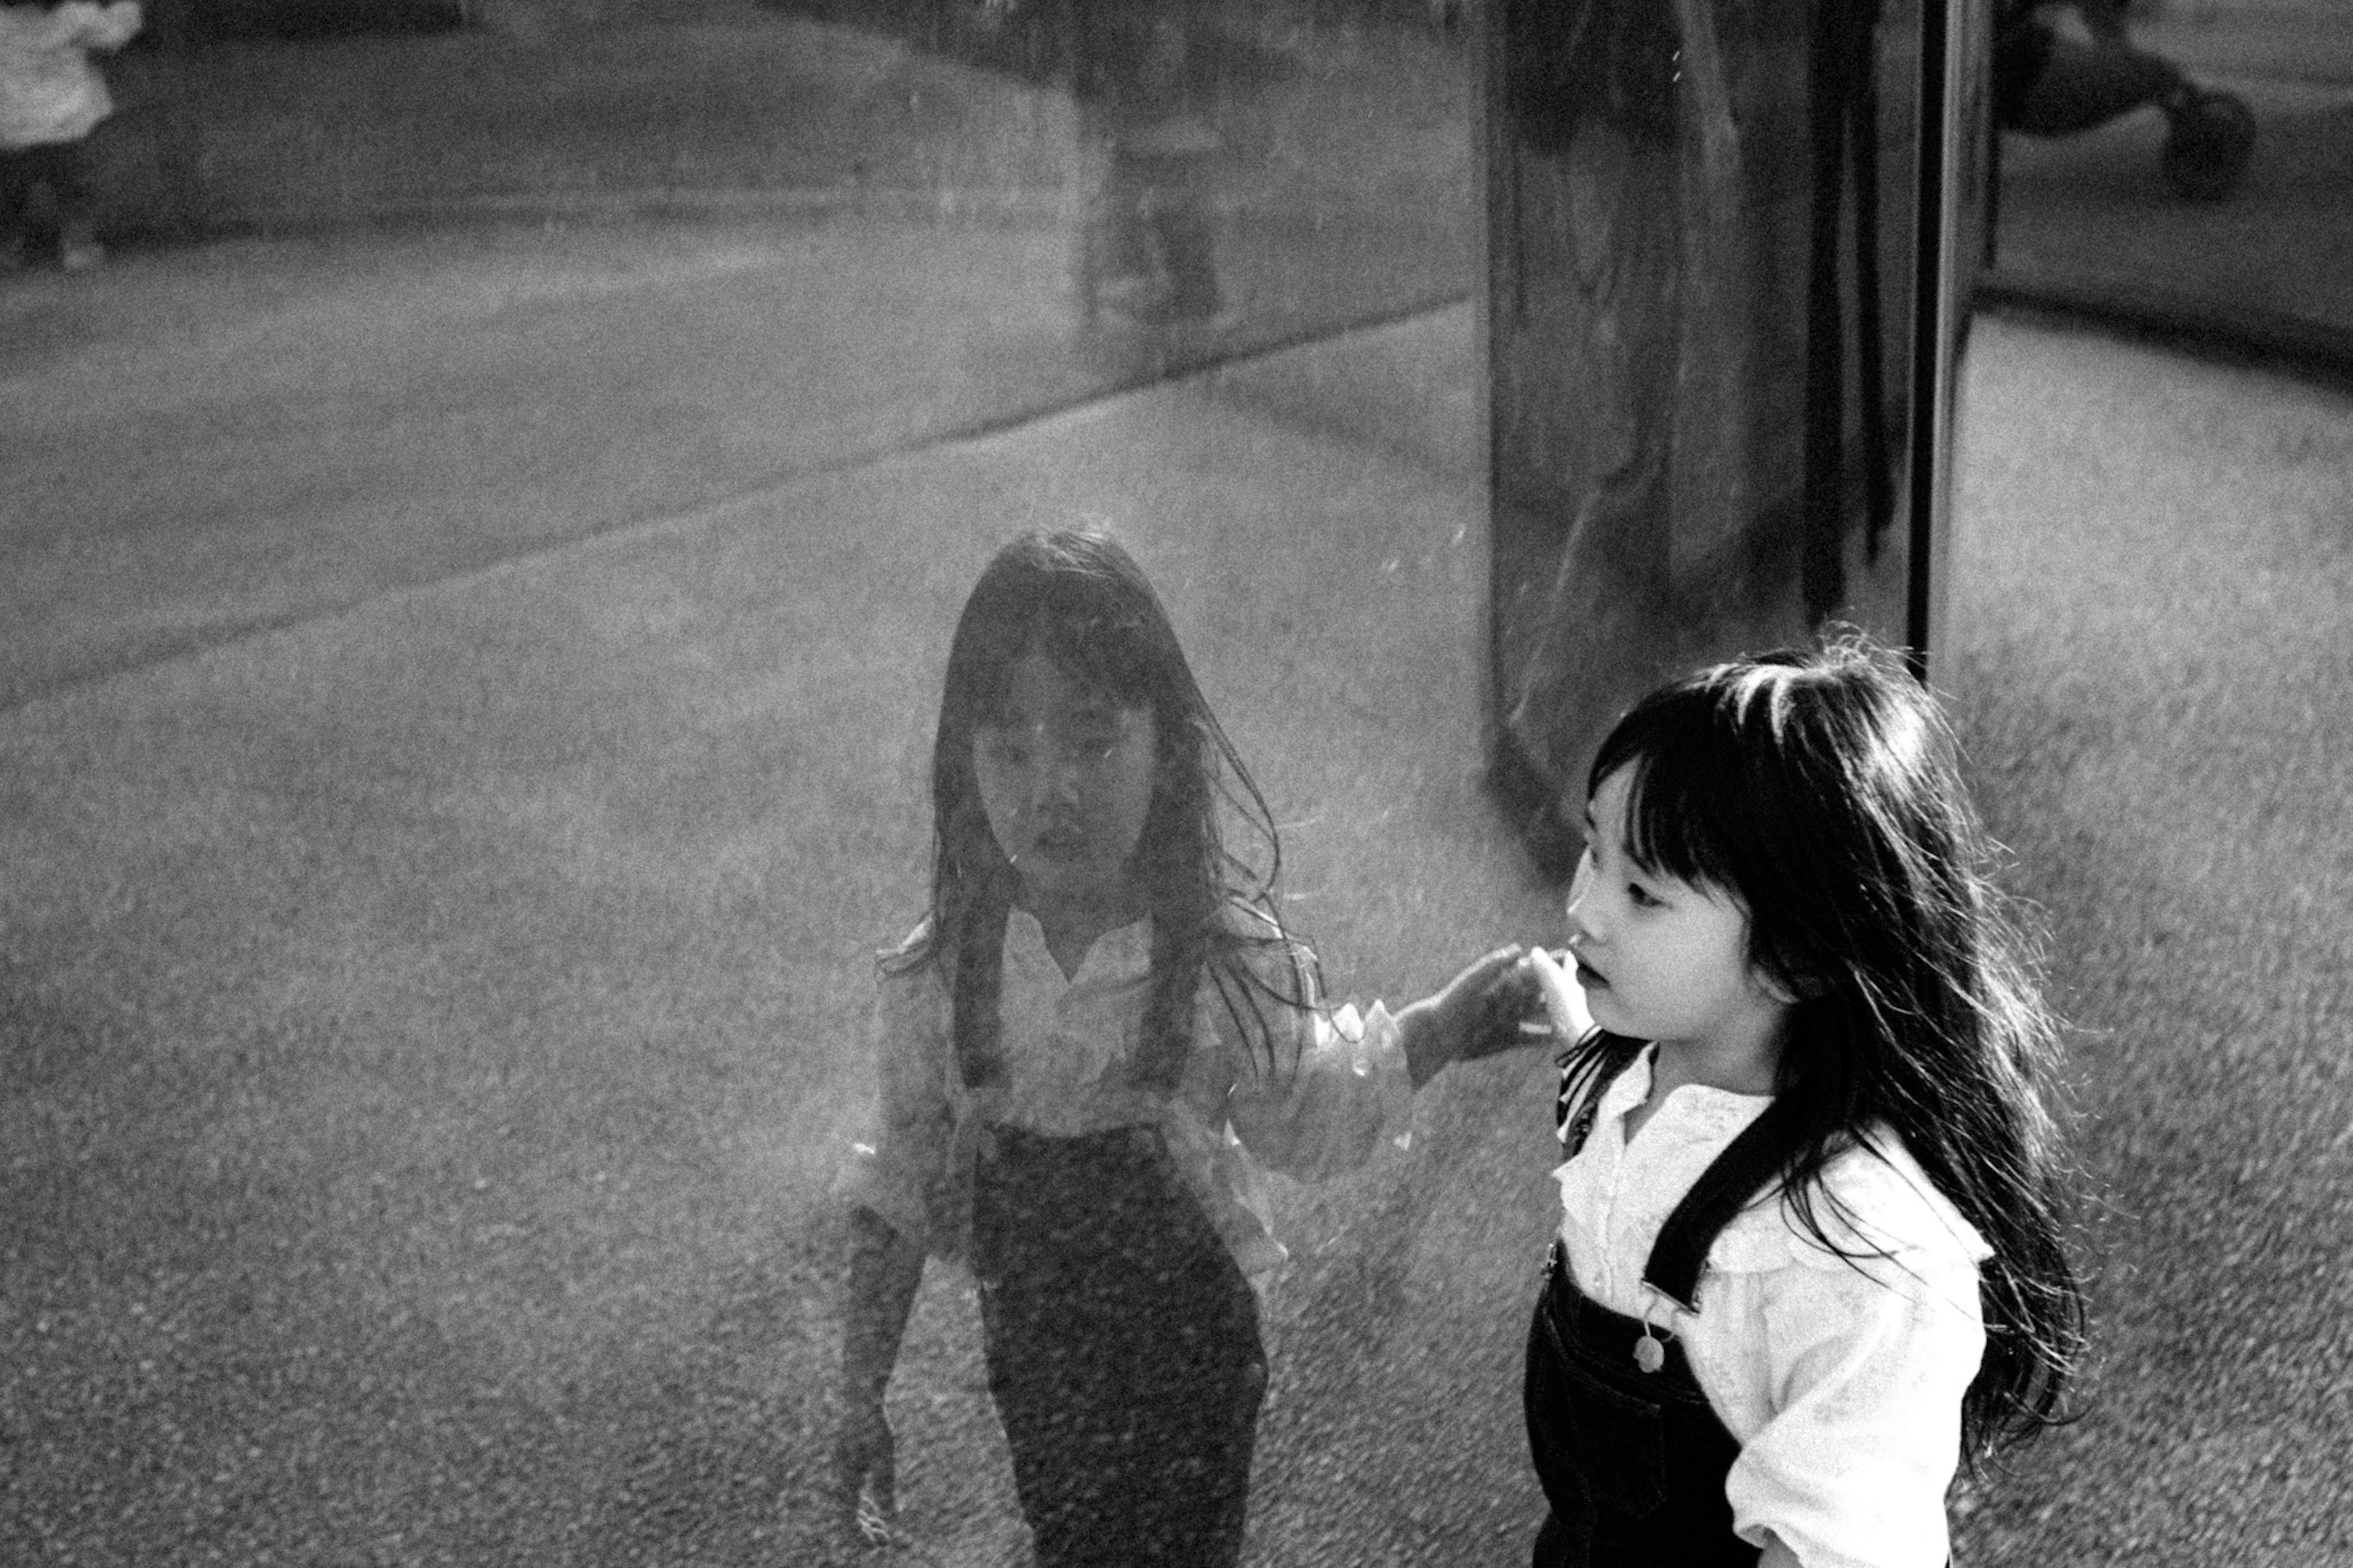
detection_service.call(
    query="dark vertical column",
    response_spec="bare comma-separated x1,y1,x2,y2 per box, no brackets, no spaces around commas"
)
1906,0,1995,676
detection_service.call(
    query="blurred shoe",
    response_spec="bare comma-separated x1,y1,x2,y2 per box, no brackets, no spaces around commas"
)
1176,306,1243,336
1091,271,1172,324
2161,88,2255,202
1159,279,1230,321
59,227,106,272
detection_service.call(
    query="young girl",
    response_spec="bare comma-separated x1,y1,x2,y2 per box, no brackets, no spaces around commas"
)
832,529,1524,1566
1517,636,2086,1568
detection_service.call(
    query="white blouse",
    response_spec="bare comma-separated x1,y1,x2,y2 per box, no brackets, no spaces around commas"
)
837,908,1413,1279
1555,1047,1990,1568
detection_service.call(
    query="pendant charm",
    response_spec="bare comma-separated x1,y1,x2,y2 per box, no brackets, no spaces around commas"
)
1634,1332,1665,1374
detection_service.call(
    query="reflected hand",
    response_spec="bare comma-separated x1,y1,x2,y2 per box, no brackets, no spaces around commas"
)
1434,944,1544,1064
833,1388,898,1547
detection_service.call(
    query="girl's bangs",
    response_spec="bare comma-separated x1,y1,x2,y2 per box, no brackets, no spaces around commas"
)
964,606,1160,726
1606,727,1747,898
1040,611,1160,708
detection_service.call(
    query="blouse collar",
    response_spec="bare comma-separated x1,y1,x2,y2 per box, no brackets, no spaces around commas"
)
1606,1043,1775,1135
1004,906,1153,985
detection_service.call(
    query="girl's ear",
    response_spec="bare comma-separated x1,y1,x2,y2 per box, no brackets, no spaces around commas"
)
1753,950,1825,1006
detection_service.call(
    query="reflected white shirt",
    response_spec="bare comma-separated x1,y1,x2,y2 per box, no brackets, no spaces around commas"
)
1555,1046,1990,1568
838,907,1413,1278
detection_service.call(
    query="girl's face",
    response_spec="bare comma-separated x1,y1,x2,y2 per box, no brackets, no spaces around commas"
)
972,652,1159,922
1564,766,1791,1075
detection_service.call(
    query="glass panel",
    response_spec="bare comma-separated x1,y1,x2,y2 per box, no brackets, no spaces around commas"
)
2,6,1533,1566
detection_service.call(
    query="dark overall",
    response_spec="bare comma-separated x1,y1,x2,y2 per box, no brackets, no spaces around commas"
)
971,1122,1266,1568
1525,1058,1803,1568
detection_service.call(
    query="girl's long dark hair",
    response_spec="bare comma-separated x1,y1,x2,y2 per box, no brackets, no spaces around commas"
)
1574,632,2086,1463
898,529,1314,1093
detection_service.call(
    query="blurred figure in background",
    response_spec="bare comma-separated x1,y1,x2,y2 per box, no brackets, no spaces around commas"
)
1066,0,1227,331
1993,0,2254,200
0,0,141,271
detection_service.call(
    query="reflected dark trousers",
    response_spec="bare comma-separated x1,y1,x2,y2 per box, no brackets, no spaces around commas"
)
0,142,94,230
1524,1250,1760,1568
972,1123,1266,1568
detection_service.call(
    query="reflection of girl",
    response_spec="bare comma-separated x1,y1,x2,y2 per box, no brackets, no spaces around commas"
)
831,530,1523,1566
1517,638,2087,1566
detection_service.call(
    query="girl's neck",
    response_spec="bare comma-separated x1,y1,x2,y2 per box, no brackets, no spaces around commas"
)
1624,1034,1780,1144
1019,890,1148,980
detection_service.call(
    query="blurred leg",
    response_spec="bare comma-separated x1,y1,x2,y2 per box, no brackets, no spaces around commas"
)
2006,32,2186,136
0,150,32,265
1135,153,1221,321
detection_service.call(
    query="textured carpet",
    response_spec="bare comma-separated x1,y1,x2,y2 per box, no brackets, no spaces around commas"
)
1939,309,2353,1564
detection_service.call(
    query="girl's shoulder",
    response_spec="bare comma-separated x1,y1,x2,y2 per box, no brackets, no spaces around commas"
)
1212,895,1286,943
1713,1127,1991,1279
881,914,933,955
876,915,935,970
1208,896,1316,980
871,918,952,1045
874,918,949,1009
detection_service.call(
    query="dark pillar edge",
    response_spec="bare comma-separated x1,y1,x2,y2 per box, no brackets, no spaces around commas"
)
1904,0,1962,683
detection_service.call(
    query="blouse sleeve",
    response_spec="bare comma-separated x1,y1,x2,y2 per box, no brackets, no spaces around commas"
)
831,946,954,1250
1721,1153,1989,1568
1214,941,1415,1179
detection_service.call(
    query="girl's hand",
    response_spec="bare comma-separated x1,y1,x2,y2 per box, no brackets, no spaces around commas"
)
1526,947,1594,1044
833,1389,899,1546
1401,944,1540,1085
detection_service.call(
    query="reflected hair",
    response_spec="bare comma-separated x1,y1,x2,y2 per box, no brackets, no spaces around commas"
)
900,529,1314,1091
1571,631,2088,1463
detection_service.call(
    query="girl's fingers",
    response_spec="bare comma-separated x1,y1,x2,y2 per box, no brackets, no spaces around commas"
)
1526,948,1592,1039
1457,944,1525,990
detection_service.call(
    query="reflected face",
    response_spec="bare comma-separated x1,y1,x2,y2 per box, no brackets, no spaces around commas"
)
972,653,1159,919
1563,767,1789,1068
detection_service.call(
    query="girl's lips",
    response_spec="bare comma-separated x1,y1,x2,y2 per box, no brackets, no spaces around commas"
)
1574,961,1607,990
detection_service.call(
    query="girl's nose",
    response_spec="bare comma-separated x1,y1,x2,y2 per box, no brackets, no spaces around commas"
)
1562,857,1597,942
1562,888,1601,950
1033,750,1085,810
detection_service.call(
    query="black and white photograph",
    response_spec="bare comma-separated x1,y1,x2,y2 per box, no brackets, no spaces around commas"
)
2,0,2346,1563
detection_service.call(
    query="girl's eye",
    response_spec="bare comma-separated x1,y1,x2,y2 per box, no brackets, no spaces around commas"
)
1627,882,1663,909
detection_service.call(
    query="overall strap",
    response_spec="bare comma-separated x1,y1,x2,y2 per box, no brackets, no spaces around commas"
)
950,888,1015,1091
1642,1094,1808,1314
